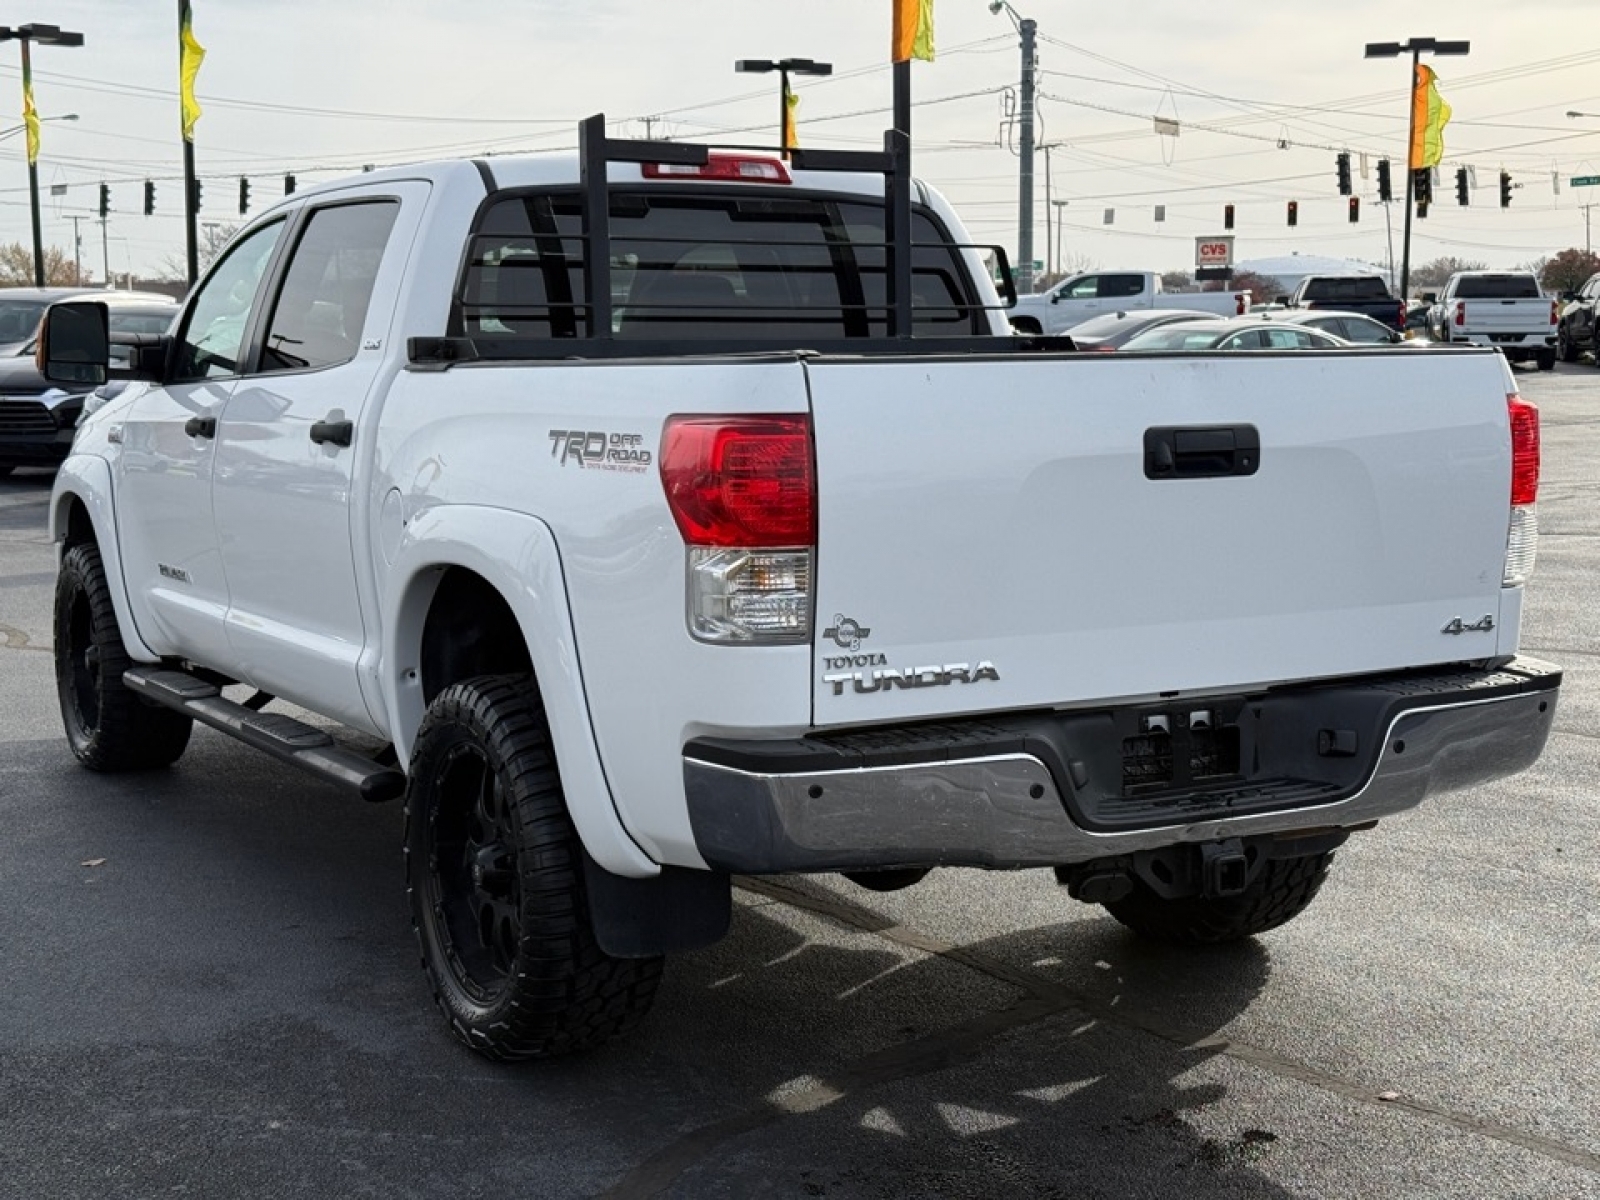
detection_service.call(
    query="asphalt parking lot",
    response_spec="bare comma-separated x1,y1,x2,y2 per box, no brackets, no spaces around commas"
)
1,364,1597,1199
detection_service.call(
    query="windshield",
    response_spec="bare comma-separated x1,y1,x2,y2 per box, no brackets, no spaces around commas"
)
0,298,48,345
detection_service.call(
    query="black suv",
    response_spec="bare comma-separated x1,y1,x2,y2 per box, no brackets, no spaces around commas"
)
0,296,176,476
1557,272,1600,364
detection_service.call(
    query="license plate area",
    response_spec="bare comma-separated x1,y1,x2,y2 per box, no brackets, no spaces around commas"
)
1121,703,1245,796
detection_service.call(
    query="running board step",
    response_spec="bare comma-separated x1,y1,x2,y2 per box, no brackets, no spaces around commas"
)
124,667,406,803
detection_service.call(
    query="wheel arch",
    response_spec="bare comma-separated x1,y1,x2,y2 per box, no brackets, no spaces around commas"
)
381,504,657,877
49,456,160,662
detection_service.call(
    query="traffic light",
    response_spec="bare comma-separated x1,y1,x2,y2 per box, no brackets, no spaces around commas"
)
1348,196,1360,223
284,173,296,196
98,183,110,220
1287,200,1298,227
143,180,155,216
1413,167,1432,206
1336,152,1352,196
1500,170,1513,208
1456,167,1470,206
1377,158,1393,202
238,176,251,215
1224,203,1234,230
190,176,203,211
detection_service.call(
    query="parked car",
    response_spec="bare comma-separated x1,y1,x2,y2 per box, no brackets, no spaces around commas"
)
1121,319,1346,352
1282,274,1407,332
0,287,108,356
1062,308,1209,351
1238,309,1411,346
1008,270,1250,335
0,297,178,475
1556,271,1600,364
1424,271,1556,370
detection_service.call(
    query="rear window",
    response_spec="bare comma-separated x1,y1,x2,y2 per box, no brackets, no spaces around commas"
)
1301,277,1390,301
1453,275,1542,300
457,190,983,340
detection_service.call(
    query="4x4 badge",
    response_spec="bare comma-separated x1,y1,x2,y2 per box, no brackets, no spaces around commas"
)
824,614,872,651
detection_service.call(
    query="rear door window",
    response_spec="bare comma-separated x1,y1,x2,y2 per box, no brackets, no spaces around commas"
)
259,201,400,373
1097,274,1145,299
457,191,985,341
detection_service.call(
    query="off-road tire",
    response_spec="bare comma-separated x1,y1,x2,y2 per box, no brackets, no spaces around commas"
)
1559,327,1579,363
1537,348,1557,372
54,542,193,771
404,675,663,1061
1102,851,1335,945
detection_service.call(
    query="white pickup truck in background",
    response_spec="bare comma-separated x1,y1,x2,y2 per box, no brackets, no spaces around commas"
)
1427,271,1558,370
39,116,1560,1063
1007,269,1250,335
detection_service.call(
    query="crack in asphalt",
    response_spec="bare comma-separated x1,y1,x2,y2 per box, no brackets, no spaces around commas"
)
600,876,1600,1197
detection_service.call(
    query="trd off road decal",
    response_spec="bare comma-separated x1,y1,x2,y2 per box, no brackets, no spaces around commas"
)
548,430,653,474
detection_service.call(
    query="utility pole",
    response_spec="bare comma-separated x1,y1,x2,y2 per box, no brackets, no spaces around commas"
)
1017,17,1037,294
67,213,84,283
99,214,109,284
1582,204,1594,255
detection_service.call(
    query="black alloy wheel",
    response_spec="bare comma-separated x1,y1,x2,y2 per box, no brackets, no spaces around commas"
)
405,676,663,1060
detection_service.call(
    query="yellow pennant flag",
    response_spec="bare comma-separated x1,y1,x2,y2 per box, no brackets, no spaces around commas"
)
783,84,799,152
21,57,39,166
892,0,934,63
1409,63,1451,170
180,1,205,142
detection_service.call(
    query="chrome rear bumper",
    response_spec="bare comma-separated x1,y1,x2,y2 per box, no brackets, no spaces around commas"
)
684,658,1560,873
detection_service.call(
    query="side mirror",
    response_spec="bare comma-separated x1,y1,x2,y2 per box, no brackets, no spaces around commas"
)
37,300,108,386
1274,295,1289,306
1421,292,1437,304
1049,292,1061,304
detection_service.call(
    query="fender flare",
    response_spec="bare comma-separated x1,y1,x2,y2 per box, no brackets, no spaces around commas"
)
380,503,658,878
49,454,159,662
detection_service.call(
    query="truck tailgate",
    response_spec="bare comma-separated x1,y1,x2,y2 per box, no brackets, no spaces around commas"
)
807,350,1514,725
1461,298,1553,335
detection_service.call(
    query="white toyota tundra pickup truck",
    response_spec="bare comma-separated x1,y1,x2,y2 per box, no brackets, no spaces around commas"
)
40,116,1560,1062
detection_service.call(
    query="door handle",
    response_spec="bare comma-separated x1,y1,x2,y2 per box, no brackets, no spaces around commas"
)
309,417,353,448
1144,424,1260,480
184,415,216,439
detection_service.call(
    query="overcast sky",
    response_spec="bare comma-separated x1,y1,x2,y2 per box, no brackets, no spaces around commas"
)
3,0,1597,284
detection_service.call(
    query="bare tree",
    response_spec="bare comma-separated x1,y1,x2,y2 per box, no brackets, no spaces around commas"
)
0,242,90,287
1407,256,1489,292
1161,269,1194,291
157,222,240,283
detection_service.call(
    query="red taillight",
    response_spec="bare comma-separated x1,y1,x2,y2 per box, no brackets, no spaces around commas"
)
1398,301,1407,332
642,154,792,184
1455,301,1466,327
1551,299,1559,327
1509,394,1539,507
1235,293,1247,316
660,415,815,546
1094,344,1117,352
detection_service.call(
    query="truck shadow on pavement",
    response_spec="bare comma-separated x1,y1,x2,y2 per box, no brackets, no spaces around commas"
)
610,881,1288,1199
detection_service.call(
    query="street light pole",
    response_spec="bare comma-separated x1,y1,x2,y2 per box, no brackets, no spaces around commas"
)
1364,36,1469,303
734,57,832,157
0,24,85,287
